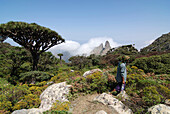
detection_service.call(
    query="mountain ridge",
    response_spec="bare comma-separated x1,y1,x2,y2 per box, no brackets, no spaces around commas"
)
141,32,170,53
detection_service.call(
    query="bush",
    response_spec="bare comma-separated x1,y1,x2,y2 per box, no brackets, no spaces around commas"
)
43,110,71,114
19,71,54,83
142,86,163,106
131,53,170,74
87,71,108,93
0,82,31,112
43,101,71,114
51,100,70,112
68,71,109,96
13,94,41,110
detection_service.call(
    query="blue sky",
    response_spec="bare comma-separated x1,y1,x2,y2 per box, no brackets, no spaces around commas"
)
1,0,170,52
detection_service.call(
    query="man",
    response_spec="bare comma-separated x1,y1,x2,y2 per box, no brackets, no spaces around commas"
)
112,56,129,94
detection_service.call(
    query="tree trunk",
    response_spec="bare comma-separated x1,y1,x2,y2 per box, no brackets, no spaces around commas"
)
32,53,40,71
60,56,62,66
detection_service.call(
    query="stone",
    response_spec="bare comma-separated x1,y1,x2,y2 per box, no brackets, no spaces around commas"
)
93,93,133,114
12,82,71,114
12,109,28,114
40,82,71,110
83,69,102,78
165,99,170,105
148,104,170,114
70,69,74,72
96,110,107,114
46,81,54,85
12,108,44,114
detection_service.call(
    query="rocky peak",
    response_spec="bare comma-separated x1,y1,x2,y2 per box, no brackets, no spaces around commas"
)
91,41,111,56
101,41,111,55
105,41,111,49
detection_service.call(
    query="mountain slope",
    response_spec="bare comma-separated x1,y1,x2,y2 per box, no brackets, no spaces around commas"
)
141,32,170,53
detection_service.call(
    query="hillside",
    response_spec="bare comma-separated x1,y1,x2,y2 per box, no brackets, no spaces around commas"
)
141,32,170,53
0,42,170,114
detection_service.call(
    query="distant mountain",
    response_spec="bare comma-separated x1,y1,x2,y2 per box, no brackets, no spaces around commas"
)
90,41,111,56
141,32,170,53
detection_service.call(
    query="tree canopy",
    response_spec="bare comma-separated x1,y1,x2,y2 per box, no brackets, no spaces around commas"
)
0,21,65,70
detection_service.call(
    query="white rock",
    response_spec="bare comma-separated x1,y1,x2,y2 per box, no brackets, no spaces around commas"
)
12,108,45,114
83,69,102,78
165,99,170,105
12,82,71,114
148,104,170,114
93,93,133,114
96,110,107,114
46,81,54,85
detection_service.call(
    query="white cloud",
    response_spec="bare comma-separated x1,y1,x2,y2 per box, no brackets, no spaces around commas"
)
49,40,80,55
48,37,120,56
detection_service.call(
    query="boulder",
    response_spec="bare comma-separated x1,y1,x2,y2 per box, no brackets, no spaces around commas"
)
12,82,71,114
12,108,44,114
83,69,102,78
165,99,170,106
93,93,133,114
148,104,170,114
39,82,71,110
96,110,107,114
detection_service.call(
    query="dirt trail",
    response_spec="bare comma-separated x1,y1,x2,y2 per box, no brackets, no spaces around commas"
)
70,93,117,114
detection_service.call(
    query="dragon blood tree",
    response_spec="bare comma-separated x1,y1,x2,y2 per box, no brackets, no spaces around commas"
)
0,21,65,70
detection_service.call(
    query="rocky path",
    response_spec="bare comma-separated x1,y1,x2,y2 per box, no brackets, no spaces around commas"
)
70,93,115,114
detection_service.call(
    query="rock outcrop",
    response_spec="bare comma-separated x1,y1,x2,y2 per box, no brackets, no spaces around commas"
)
101,41,111,56
93,93,133,114
91,43,104,55
91,41,111,56
12,82,71,114
83,69,102,78
148,104,170,114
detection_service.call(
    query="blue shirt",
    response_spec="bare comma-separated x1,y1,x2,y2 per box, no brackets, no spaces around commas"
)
116,62,127,82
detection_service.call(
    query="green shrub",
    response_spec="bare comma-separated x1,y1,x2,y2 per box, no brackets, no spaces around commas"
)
0,82,31,112
87,71,108,93
131,53,170,74
19,71,53,83
137,79,157,89
13,94,41,110
43,100,71,114
43,110,71,114
51,100,70,111
142,86,163,106
157,85,170,98
0,101,12,112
